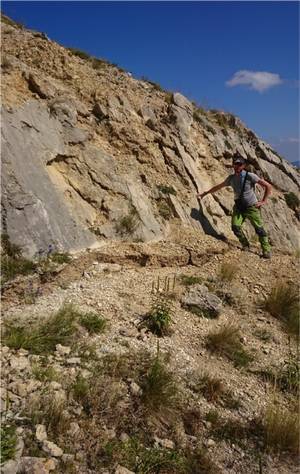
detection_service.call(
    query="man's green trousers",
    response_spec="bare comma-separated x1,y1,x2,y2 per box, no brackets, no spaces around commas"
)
231,204,270,253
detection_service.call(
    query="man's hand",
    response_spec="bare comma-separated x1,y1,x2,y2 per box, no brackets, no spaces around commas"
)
254,201,265,208
196,192,206,199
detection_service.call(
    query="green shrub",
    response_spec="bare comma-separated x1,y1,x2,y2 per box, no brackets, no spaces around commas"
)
224,139,232,149
206,205,214,216
2,303,79,354
193,113,204,124
79,313,106,334
206,125,217,135
115,206,140,236
67,48,90,60
1,13,15,26
50,251,72,264
33,32,48,40
216,114,227,126
1,234,36,283
157,200,173,220
157,184,177,196
179,274,202,287
1,422,18,463
91,57,107,69
284,192,299,212
141,76,164,91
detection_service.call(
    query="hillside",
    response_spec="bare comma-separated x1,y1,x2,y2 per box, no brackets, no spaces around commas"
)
1,14,299,474
1,13,299,258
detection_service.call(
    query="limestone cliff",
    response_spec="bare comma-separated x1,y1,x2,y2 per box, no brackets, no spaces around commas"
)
1,15,299,258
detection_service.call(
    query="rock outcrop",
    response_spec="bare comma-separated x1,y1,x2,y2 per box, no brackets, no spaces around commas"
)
1,14,299,257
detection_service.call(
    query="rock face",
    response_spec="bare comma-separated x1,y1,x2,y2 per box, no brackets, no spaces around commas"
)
1,16,299,257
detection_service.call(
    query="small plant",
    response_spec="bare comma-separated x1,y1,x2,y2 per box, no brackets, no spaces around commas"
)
141,342,181,420
179,274,203,287
157,200,173,220
91,57,108,69
20,279,43,304
206,125,217,135
147,299,174,336
157,184,177,196
79,313,106,334
0,422,18,463
221,128,229,137
89,226,101,236
224,139,232,150
206,205,214,216
115,206,140,237
33,245,71,281
31,357,59,383
284,191,299,212
194,371,224,403
218,259,239,282
50,251,72,264
142,77,164,92
67,47,90,60
216,114,227,126
1,234,36,283
1,233,23,257
193,113,204,124
33,32,48,40
205,324,253,367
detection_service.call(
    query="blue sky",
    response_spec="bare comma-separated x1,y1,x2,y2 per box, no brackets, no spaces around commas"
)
2,1,299,164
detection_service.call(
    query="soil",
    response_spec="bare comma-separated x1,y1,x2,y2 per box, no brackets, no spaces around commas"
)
2,224,299,474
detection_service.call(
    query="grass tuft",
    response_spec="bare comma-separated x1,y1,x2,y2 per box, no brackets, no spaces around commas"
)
218,259,239,282
79,313,106,334
263,400,299,456
205,324,253,367
262,280,299,338
0,422,18,463
141,343,181,422
2,303,79,354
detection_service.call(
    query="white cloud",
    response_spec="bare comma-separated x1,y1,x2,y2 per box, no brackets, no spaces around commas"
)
225,70,284,93
278,137,299,143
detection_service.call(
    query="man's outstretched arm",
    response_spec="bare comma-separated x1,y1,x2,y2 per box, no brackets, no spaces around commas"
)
196,182,226,200
255,179,272,208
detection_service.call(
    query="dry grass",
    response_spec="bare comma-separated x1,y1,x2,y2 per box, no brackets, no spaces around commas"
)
218,259,239,282
263,399,299,456
205,324,253,367
262,279,299,338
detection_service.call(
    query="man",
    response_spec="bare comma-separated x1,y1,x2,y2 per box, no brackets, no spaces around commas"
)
196,156,272,259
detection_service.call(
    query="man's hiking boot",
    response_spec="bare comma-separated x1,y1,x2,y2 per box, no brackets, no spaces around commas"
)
242,245,250,251
262,252,271,259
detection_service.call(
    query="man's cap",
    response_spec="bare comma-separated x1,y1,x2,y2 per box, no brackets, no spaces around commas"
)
232,156,245,165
